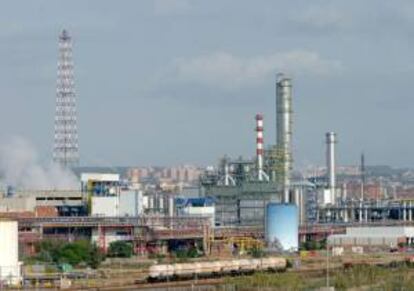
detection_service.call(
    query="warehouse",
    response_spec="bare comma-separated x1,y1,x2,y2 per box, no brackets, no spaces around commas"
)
328,226,414,249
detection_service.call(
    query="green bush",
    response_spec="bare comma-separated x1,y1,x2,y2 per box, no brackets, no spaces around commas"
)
249,246,265,258
32,240,105,269
107,241,133,258
173,247,200,260
300,239,326,250
88,243,106,269
148,253,166,263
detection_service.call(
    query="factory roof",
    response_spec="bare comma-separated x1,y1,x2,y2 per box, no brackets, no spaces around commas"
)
81,173,120,182
175,197,215,207
291,180,316,188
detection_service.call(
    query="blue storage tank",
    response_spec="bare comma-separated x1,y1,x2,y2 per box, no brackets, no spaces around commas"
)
265,203,298,251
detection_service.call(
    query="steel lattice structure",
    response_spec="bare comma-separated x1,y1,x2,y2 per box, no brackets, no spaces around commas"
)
53,29,79,167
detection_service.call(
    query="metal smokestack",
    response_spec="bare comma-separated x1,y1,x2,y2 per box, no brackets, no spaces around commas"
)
326,132,337,204
360,152,365,201
276,74,293,203
256,114,269,181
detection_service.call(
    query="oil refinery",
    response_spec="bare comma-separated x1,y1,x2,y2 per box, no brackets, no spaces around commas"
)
2,27,414,290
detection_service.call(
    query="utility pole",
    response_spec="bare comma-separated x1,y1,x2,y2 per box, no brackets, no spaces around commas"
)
326,228,332,288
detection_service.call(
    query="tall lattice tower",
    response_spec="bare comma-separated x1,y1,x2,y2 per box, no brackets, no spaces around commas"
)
53,29,79,167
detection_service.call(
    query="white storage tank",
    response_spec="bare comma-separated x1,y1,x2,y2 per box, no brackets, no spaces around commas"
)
265,203,299,251
0,220,21,285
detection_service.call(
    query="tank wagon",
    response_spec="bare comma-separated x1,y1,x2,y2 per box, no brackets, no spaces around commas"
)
148,257,287,281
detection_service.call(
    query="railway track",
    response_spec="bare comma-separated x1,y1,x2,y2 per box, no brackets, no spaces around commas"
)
66,277,224,290
49,255,410,290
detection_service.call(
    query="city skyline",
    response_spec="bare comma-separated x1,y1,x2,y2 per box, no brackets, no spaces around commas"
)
0,1,414,167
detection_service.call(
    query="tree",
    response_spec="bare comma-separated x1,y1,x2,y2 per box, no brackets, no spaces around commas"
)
32,240,105,268
107,241,133,258
88,243,105,269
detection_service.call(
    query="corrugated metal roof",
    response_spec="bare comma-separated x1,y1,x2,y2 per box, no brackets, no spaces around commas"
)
175,197,215,207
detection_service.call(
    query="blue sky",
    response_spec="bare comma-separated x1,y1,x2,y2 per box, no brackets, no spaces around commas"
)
1,0,414,167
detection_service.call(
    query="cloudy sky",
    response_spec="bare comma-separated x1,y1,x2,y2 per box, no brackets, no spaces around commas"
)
1,0,414,168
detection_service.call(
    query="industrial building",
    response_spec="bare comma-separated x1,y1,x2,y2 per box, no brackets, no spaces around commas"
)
91,190,144,217
328,226,414,250
176,197,215,226
195,74,306,250
81,173,120,196
0,190,85,216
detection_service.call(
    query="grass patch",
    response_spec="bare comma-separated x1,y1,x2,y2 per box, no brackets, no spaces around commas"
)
225,265,414,290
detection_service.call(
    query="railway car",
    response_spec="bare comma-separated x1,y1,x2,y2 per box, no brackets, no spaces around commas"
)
249,259,261,271
147,257,287,282
173,263,194,279
199,261,222,275
238,259,255,274
220,260,235,274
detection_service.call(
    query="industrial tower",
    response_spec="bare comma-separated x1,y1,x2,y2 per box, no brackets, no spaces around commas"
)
275,74,293,203
53,29,79,167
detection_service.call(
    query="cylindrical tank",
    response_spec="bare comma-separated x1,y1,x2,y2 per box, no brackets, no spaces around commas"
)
293,187,307,225
148,195,154,211
168,195,174,218
158,196,164,211
265,203,298,251
0,220,20,285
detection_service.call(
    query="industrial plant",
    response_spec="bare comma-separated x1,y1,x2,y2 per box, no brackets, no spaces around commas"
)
2,28,414,289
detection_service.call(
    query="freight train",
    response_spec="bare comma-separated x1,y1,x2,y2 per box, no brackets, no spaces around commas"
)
148,257,287,281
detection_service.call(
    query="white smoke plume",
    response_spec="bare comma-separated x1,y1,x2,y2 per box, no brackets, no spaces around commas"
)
0,137,79,190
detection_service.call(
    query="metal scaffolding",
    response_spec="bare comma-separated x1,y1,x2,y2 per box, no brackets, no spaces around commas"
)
53,29,79,167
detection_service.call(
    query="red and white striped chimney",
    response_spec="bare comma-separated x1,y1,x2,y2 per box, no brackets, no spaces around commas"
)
256,114,265,181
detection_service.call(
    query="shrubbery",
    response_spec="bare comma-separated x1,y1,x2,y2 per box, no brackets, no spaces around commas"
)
249,246,265,258
107,241,133,258
173,248,200,262
32,240,105,269
300,239,326,250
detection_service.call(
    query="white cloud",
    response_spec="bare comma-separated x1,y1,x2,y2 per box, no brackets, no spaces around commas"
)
170,50,343,89
292,6,350,29
153,0,191,16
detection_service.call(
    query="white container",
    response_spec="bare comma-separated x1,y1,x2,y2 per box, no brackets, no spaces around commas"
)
220,260,234,273
174,263,194,276
199,261,221,274
231,260,240,271
0,220,20,285
261,257,287,270
249,259,260,270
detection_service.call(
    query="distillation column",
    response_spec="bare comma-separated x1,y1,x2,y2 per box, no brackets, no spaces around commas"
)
222,157,235,186
326,132,337,205
276,75,293,203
